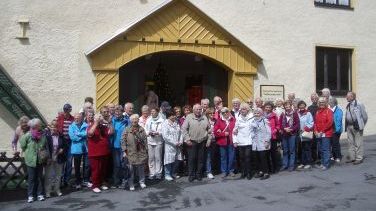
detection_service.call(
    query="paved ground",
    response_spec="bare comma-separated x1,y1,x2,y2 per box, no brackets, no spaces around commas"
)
1,136,376,211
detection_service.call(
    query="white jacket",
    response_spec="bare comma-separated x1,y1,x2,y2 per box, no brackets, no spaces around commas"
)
233,115,253,146
145,115,164,145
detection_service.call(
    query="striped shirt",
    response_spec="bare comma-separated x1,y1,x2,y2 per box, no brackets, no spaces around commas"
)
63,120,72,138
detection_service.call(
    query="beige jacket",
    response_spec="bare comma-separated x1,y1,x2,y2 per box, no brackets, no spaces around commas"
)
181,113,210,143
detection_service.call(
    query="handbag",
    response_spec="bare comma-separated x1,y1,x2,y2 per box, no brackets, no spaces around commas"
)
301,131,313,140
37,147,49,165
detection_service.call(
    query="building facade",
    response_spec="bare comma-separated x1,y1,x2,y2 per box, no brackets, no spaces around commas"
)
0,0,375,152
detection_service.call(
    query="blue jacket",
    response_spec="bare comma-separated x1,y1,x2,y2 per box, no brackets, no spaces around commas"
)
68,122,88,154
111,116,129,149
332,106,343,134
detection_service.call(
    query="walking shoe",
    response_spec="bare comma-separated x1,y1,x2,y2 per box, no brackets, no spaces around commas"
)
315,164,323,169
297,164,305,169
86,182,93,188
260,174,270,180
27,196,34,203
304,165,312,169
37,195,45,201
92,187,101,193
353,160,363,165
129,186,135,191
229,172,236,177
140,183,147,189
155,175,162,180
175,175,181,179
254,172,263,178
57,191,63,197
207,173,214,179
75,184,81,190
330,157,335,161
148,175,155,180
335,158,341,163
165,176,174,181
321,166,328,171
101,185,109,190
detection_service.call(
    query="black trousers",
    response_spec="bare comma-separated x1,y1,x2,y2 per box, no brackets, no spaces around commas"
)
238,145,252,176
331,133,342,160
311,135,320,162
269,140,281,173
187,141,205,177
255,150,269,174
73,154,90,185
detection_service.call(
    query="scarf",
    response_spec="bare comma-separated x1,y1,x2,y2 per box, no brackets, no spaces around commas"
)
31,129,42,141
264,111,273,120
298,109,308,116
284,109,294,128
152,115,160,121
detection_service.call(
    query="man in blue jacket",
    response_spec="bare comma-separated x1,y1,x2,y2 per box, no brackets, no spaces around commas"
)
329,97,343,163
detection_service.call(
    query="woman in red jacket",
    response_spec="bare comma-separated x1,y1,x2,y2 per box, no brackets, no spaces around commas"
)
264,101,281,173
87,108,113,193
314,97,333,170
214,107,236,178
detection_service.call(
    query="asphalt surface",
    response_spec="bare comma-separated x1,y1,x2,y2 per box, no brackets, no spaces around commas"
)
1,135,376,211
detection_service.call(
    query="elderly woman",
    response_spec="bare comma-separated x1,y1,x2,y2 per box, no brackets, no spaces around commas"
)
274,98,285,119
233,103,253,179
264,101,280,173
214,107,236,178
139,105,150,129
87,109,113,193
162,110,183,181
121,114,148,190
251,108,271,180
20,118,48,203
280,100,300,171
145,107,164,180
12,116,30,153
314,97,334,170
45,120,67,197
329,97,343,163
296,101,314,170
205,108,217,179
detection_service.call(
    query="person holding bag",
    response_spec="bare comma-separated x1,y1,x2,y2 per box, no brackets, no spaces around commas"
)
20,118,48,203
296,101,314,170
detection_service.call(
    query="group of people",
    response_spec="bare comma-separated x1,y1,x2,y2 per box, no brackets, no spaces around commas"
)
12,89,368,203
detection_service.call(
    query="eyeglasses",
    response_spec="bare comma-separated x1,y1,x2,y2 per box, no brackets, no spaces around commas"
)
247,101,253,104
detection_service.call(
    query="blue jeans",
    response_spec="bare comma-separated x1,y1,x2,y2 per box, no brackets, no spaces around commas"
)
319,137,331,168
282,135,296,169
164,162,176,177
219,145,235,174
27,165,44,197
63,147,73,184
112,148,123,185
206,147,212,174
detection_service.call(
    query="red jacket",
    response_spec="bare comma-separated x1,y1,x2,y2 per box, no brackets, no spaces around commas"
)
214,116,236,146
56,112,74,136
314,107,334,138
87,124,111,157
265,112,279,140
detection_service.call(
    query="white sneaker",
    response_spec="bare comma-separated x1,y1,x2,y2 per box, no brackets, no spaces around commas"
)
57,192,63,197
75,184,81,190
165,176,174,181
101,185,109,190
297,164,305,169
321,166,328,171
27,196,34,203
129,186,135,191
207,173,214,179
140,183,147,189
304,165,312,169
335,158,341,163
92,187,101,193
87,182,93,188
37,195,45,201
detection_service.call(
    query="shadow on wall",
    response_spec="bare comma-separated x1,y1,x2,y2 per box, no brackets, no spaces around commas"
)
256,62,268,80
0,103,18,130
140,0,148,4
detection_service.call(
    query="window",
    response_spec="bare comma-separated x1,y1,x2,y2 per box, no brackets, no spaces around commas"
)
316,47,352,96
314,0,352,9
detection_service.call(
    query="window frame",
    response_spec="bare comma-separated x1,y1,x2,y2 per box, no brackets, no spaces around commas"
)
315,46,353,97
314,0,354,10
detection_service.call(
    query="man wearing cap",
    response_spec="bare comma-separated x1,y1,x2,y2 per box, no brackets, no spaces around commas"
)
57,103,74,187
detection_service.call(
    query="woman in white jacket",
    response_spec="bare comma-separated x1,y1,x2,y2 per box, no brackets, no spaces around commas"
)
251,108,272,180
161,110,183,181
145,108,164,180
233,103,253,180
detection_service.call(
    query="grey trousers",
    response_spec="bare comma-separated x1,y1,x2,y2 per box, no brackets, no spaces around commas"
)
128,164,145,187
45,161,63,194
346,125,364,161
27,165,44,198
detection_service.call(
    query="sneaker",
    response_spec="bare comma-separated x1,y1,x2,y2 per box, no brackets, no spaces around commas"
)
57,192,63,197
101,185,109,190
229,172,236,177
260,174,270,180
86,182,93,188
330,157,335,161
148,175,155,180
335,158,341,163
207,173,214,179
304,165,312,169
140,183,147,189
321,166,328,171
37,195,45,201
297,164,305,169
165,176,174,181
129,186,135,191
175,175,181,179
315,164,323,169
75,184,81,190
92,187,101,193
27,196,34,203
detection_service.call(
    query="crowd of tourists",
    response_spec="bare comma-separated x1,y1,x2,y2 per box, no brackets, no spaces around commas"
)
11,88,368,203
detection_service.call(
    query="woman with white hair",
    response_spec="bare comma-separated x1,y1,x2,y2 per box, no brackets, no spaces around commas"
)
12,116,30,152
20,118,48,203
251,108,272,180
121,114,148,190
139,105,150,129
233,103,253,179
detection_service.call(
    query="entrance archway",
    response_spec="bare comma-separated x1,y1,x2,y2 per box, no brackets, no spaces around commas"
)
119,51,229,111
85,0,261,109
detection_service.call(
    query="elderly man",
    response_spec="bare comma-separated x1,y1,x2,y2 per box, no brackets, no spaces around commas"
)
345,92,368,164
308,92,320,163
231,98,241,119
182,104,210,182
213,96,223,120
254,97,264,109
201,98,210,113
321,88,331,101
123,102,134,126
107,103,116,118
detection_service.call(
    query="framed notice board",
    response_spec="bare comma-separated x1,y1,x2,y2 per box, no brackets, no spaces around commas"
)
260,85,285,102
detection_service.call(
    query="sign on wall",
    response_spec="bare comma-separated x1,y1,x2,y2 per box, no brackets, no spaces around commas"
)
260,85,285,102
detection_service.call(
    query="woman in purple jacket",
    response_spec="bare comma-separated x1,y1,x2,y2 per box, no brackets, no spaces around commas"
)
279,100,300,171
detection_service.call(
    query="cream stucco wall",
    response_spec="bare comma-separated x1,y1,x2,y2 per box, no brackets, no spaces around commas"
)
0,0,375,152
